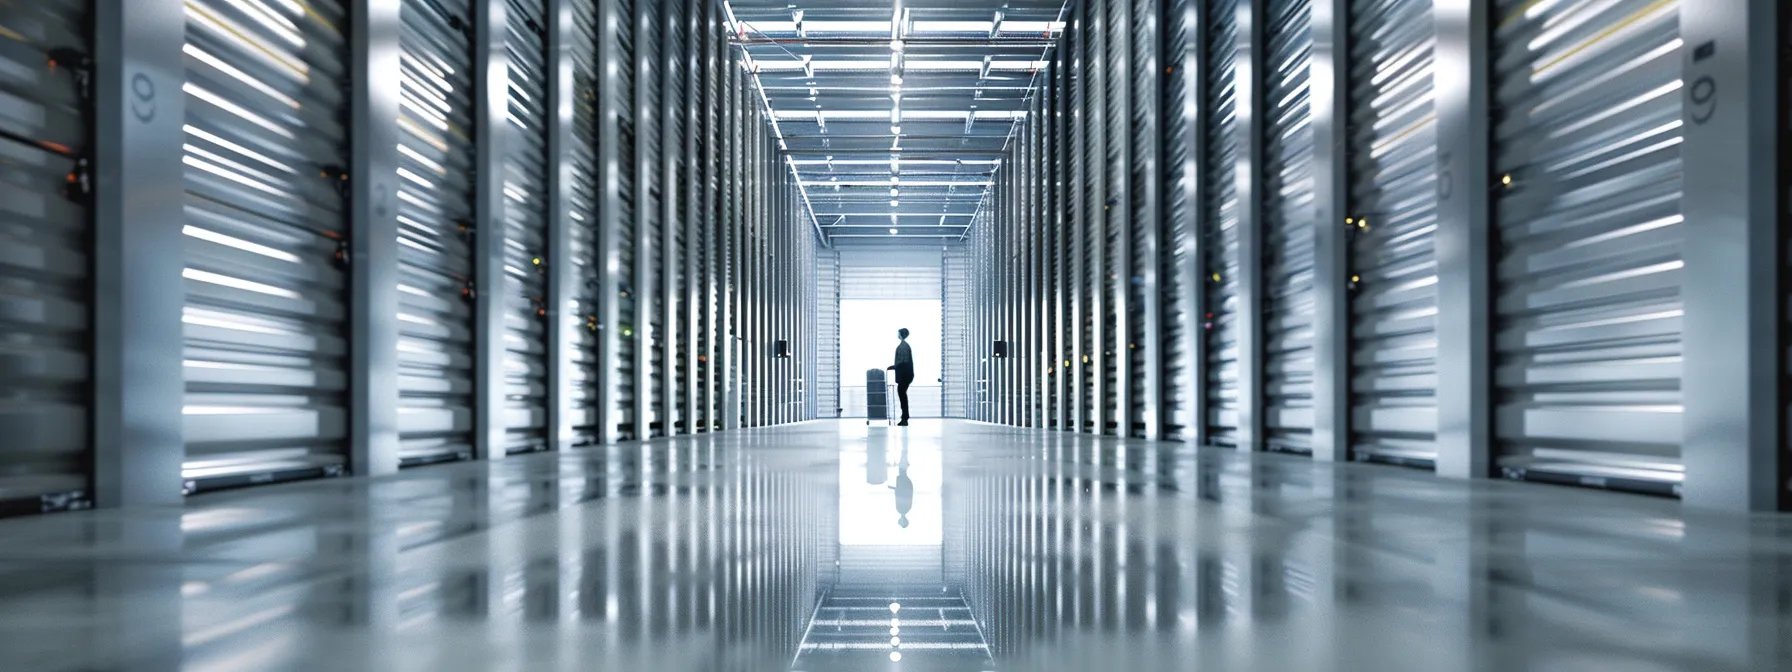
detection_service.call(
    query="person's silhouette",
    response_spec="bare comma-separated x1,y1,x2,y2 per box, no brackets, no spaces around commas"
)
886,328,914,426
891,444,912,528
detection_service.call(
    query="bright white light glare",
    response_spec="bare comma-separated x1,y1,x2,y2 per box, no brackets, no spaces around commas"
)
891,636,901,647
890,39,903,51
889,188,899,197
889,73,902,84
889,228,898,234
890,626,900,635
890,652,902,662
890,125,901,135
889,199,899,207
889,603,901,614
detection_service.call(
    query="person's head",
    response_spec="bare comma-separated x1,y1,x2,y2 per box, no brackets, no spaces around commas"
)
898,328,909,341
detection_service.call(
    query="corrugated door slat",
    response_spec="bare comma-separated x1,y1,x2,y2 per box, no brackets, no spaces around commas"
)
397,0,477,466
0,0,92,512
641,0,662,436
1160,0,1195,441
1262,0,1316,454
1202,0,1242,447
570,0,601,445
1346,0,1438,467
181,0,352,491
1490,0,1684,495
503,0,549,454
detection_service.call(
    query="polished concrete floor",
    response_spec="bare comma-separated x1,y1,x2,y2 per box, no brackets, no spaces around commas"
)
2,420,1791,671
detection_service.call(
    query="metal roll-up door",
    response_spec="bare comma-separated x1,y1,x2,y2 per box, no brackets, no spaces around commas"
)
1127,0,1154,438
1202,0,1242,447
640,0,663,437
1345,0,1438,467
397,0,478,466
614,0,638,440
1491,0,1685,495
941,247,969,418
1260,0,1316,454
569,0,601,446
0,0,92,513
819,251,841,418
180,0,352,491
502,0,549,454
1159,0,1195,441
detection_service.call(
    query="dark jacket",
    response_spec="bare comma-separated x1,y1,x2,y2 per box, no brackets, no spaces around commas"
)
892,342,914,384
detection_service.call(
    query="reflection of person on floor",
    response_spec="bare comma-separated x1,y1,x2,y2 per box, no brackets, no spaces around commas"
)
892,467,913,528
885,328,914,426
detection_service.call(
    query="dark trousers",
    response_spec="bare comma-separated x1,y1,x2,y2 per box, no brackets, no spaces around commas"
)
896,381,911,420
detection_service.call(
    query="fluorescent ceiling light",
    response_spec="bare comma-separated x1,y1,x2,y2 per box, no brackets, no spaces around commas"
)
803,20,891,33
910,20,993,32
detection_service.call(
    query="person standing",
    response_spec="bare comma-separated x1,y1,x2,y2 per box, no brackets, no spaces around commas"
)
886,328,914,426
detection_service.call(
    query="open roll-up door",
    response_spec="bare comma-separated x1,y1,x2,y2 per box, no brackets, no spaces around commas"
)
0,0,92,513
396,0,478,466
502,0,550,454
1490,0,1685,495
1345,0,1439,468
179,0,352,492
1202,0,1242,447
1261,0,1316,455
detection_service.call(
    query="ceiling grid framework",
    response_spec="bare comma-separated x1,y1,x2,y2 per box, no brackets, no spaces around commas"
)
727,0,1066,243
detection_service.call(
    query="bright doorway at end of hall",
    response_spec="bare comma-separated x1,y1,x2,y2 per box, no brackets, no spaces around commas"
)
839,299,941,418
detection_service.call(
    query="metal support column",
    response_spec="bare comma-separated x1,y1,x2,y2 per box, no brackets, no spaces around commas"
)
632,0,655,438
545,0,577,451
1309,0,1350,462
91,0,187,506
1235,0,1266,451
1432,0,1492,479
1187,0,1210,448
349,0,404,475
683,0,701,433
1082,0,1096,431
472,0,510,460
660,0,680,435
1680,0,1785,510
1068,4,1086,433
595,0,625,444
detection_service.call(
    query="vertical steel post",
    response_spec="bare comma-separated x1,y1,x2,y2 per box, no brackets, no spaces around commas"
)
1309,0,1351,462
1188,0,1210,448
596,0,625,444
1432,0,1492,479
1234,0,1266,452
632,0,656,438
1082,0,1096,433
684,0,702,432
348,0,404,474
1680,0,1785,510
1070,1,1087,433
661,0,679,435
545,0,578,451
91,0,187,506
472,0,510,459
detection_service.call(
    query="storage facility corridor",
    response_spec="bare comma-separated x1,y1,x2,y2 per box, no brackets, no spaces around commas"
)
0,0,1789,670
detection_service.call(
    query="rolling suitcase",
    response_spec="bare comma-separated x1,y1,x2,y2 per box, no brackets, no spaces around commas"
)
866,369,892,425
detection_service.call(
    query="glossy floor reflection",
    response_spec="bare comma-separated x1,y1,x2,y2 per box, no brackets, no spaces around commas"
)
1,420,1790,671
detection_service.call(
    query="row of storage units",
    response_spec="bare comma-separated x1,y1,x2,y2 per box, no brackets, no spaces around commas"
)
0,0,818,515
964,0,1790,506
